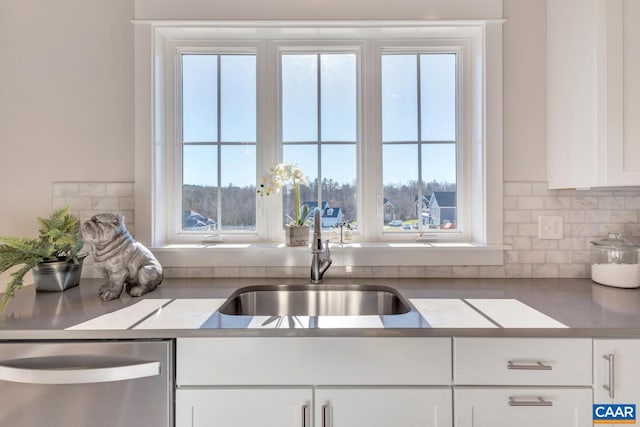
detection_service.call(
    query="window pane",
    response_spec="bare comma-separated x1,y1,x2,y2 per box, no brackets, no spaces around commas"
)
182,55,218,142
221,55,256,142
283,145,319,184
383,144,418,230
421,143,456,189
421,54,456,141
321,54,357,142
182,145,217,231
220,145,256,231
422,143,457,229
282,54,318,142
283,145,318,225
381,55,417,142
322,144,357,227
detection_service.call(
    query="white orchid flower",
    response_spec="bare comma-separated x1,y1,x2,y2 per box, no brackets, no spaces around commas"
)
257,162,309,226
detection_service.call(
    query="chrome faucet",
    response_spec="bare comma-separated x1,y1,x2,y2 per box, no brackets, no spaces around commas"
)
311,207,332,283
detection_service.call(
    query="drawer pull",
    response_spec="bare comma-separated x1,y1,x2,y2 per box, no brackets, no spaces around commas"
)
603,353,615,399
302,404,308,427
507,361,552,371
322,404,330,427
508,397,553,407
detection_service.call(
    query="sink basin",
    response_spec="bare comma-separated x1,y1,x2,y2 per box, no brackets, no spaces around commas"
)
218,284,412,316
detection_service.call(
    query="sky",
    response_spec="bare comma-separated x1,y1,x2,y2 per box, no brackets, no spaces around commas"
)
181,52,456,188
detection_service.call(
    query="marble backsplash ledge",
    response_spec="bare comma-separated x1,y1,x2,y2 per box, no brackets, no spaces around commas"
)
55,181,640,279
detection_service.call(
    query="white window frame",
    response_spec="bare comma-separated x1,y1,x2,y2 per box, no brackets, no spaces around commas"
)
372,42,468,242
173,43,262,243
134,21,505,267
277,42,363,237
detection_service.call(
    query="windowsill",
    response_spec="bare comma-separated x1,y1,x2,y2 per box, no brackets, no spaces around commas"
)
151,242,509,267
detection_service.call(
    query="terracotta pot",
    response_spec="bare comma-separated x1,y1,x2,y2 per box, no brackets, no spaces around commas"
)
286,225,310,246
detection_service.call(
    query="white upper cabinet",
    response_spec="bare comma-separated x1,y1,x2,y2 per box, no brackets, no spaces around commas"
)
547,0,640,188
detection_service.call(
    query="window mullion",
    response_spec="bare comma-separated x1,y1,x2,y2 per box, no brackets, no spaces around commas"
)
316,54,323,209
264,42,283,241
360,40,382,241
416,54,424,232
216,55,223,232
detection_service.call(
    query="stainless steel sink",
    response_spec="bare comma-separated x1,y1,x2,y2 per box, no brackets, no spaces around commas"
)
218,284,412,316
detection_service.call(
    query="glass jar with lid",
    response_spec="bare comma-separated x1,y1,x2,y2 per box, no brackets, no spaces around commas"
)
590,233,640,288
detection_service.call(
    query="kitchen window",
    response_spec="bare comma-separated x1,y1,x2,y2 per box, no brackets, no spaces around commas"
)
381,52,458,234
181,53,257,234
135,22,504,266
281,52,358,229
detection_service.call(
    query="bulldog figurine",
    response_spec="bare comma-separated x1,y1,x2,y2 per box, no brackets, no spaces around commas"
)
81,213,163,301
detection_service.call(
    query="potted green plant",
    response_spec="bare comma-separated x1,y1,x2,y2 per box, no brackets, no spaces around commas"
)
0,207,85,311
257,162,312,246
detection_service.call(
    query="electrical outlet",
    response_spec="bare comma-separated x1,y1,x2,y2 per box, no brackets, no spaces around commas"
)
539,215,563,240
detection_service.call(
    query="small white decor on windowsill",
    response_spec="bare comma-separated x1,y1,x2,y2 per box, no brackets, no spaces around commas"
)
257,162,311,246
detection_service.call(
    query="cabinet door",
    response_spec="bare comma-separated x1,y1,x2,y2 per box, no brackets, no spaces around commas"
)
316,387,452,427
547,0,640,188
606,0,640,185
455,388,592,427
176,388,312,427
594,339,640,422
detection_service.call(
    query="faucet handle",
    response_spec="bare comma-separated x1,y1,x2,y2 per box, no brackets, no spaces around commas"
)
323,239,331,257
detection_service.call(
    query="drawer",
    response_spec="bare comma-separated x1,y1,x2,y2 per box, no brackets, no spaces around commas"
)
177,337,452,386
455,387,592,427
454,338,592,386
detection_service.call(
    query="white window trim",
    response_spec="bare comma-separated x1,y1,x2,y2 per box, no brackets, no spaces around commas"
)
134,20,506,267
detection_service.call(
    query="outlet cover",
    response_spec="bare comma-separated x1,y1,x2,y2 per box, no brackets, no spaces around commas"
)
539,215,563,239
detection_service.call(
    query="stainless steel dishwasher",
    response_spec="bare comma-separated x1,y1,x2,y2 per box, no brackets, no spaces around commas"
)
0,340,173,427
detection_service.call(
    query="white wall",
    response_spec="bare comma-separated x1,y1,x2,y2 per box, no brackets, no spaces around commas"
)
0,0,134,237
0,0,545,236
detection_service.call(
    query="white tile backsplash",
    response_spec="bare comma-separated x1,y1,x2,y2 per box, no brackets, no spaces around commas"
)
58,181,640,279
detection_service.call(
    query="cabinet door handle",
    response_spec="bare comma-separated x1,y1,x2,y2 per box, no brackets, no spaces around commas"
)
508,397,553,407
301,404,308,427
507,361,552,370
603,353,615,399
322,404,329,427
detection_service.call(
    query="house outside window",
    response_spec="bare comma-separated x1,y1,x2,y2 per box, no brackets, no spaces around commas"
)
428,191,457,228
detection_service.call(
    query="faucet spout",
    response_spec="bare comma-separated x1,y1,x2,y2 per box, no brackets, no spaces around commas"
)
311,207,332,283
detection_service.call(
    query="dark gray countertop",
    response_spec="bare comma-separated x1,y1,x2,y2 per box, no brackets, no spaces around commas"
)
2,277,640,339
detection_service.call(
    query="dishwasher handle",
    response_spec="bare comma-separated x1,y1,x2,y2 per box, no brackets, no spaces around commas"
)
0,355,161,385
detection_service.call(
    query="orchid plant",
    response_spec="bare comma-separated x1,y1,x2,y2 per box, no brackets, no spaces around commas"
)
257,162,311,226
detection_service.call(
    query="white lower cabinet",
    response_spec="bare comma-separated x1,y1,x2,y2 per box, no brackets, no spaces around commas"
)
454,388,592,427
176,337,453,427
174,337,617,427
316,387,452,427
453,338,593,427
454,337,592,386
176,388,312,427
176,387,451,427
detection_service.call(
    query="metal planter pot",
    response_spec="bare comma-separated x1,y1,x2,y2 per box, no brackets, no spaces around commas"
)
32,256,85,292
285,225,310,246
